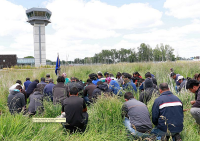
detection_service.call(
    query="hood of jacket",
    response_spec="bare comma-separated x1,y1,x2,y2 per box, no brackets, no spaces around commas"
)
97,83,108,91
10,89,20,95
144,78,153,89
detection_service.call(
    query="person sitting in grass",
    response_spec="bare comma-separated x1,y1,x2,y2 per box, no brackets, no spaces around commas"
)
92,81,112,100
37,77,47,93
122,92,152,138
193,73,200,82
26,79,39,98
83,79,96,105
97,71,106,82
9,80,23,93
116,72,123,86
186,79,200,124
122,73,137,93
89,73,100,86
62,87,88,133
151,83,183,141
28,88,44,115
139,78,159,105
45,74,51,84
170,72,181,86
24,78,31,91
43,79,55,102
177,76,187,92
62,73,70,85
106,77,121,95
7,85,26,115
53,76,68,105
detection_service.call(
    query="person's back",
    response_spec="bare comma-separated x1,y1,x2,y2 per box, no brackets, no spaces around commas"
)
53,76,68,105
28,88,44,114
62,87,88,133
139,78,159,104
9,80,22,93
37,78,47,93
26,80,39,98
24,78,31,91
152,83,183,135
109,80,121,95
122,92,152,138
83,82,96,100
43,79,55,101
7,85,25,114
92,82,111,99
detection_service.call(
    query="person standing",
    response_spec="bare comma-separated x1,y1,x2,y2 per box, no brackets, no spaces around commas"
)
151,83,183,140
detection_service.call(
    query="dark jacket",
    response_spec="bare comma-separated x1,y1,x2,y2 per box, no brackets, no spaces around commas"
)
62,96,86,127
28,91,44,114
7,90,25,114
83,83,96,100
53,82,68,105
122,98,152,133
37,81,47,94
193,87,200,108
43,82,55,102
26,81,38,98
178,79,187,92
67,81,84,92
92,83,111,99
152,91,183,133
139,78,159,104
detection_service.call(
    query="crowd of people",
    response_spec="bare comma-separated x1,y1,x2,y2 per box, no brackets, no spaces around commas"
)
6,69,200,140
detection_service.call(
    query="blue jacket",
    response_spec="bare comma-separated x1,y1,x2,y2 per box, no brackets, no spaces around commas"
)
43,82,55,102
92,79,100,85
122,81,137,92
152,91,183,133
109,80,121,95
24,80,31,91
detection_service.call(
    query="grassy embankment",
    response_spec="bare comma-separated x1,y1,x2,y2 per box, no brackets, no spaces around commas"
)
0,62,200,140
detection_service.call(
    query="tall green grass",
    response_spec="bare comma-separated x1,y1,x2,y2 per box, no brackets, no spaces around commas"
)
1,62,200,140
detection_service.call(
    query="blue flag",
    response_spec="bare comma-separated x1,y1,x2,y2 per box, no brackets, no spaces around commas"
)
55,55,60,75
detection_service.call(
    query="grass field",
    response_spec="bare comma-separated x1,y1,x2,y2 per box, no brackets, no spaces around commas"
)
0,62,200,141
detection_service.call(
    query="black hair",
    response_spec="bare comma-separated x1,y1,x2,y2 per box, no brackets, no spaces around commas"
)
124,92,134,100
159,83,169,91
134,72,140,76
145,72,152,78
15,85,22,90
170,72,176,77
104,72,109,77
75,77,79,82
69,87,79,95
26,78,30,81
57,76,65,83
116,72,121,77
89,73,98,80
186,79,200,89
87,79,92,84
46,74,50,77
16,80,22,85
152,78,157,85
123,73,132,79
97,81,103,85
35,79,39,83
109,74,114,77
41,77,45,82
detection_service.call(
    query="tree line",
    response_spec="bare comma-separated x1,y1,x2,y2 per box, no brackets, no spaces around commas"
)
73,43,175,64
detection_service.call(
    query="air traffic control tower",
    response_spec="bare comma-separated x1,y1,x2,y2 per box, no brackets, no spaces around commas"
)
26,8,52,66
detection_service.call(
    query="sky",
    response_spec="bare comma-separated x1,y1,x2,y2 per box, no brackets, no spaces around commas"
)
1,0,200,61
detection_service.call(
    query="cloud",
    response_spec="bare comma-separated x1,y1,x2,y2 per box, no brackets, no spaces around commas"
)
0,0,32,36
164,0,200,19
123,21,200,57
46,0,162,39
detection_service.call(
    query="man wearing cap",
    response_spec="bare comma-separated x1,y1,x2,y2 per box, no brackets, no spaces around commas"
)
186,79,200,124
177,76,187,92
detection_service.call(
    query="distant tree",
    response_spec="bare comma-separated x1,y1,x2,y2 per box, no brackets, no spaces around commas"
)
24,56,34,58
